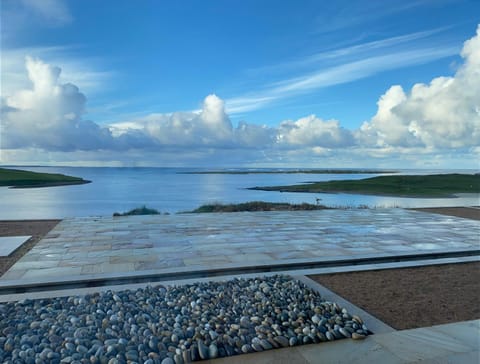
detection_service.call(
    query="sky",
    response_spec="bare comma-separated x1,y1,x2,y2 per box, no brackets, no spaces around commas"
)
1,0,479,168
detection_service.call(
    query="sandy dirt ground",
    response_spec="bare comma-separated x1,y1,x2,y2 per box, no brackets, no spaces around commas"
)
311,262,480,330
411,206,480,220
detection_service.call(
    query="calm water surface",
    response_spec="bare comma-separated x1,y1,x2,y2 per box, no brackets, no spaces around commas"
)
1,167,478,219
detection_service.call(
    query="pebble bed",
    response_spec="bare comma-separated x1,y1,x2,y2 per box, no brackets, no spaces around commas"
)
0,275,369,364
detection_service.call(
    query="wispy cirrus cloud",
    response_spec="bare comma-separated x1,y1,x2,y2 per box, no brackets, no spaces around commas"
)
311,0,457,34
271,47,458,93
245,27,450,77
1,0,73,46
19,0,73,25
226,42,458,114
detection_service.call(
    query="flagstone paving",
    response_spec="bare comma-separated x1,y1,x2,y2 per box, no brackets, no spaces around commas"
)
1,209,479,282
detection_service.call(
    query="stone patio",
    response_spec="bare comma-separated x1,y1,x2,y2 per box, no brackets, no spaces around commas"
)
2,209,479,283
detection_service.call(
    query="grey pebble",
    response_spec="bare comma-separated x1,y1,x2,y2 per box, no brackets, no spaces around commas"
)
251,342,263,352
273,336,289,347
241,344,252,353
259,339,273,350
181,349,190,363
339,328,352,338
208,343,218,359
0,275,369,364
190,346,199,361
197,339,209,360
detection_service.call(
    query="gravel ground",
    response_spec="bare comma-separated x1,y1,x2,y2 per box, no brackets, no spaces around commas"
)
411,206,480,221
0,220,60,277
311,262,480,330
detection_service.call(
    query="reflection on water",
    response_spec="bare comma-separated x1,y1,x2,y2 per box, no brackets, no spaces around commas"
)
0,167,478,219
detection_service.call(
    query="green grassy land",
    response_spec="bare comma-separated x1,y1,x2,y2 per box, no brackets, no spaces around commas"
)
248,173,480,198
113,205,162,216
0,167,90,188
188,201,329,213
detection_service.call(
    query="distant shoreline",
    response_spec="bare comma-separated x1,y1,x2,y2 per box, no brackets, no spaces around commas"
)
179,169,397,175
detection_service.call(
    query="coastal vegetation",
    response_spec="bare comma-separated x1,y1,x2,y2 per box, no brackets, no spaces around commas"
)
180,169,396,175
0,167,90,188
248,173,480,198
187,201,330,213
113,206,162,216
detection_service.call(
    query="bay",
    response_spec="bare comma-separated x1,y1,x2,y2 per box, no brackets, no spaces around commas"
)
0,166,478,220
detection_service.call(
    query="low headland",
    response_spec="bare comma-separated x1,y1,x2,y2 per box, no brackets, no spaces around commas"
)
0,167,90,188
248,173,480,198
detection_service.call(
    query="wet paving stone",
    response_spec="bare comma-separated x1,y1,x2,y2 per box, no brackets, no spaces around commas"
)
1,209,479,282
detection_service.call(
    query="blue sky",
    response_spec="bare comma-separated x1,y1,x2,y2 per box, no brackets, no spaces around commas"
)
1,0,479,167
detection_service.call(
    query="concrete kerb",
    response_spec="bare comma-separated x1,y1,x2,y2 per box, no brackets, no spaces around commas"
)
3,256,478,303
1,248,478,295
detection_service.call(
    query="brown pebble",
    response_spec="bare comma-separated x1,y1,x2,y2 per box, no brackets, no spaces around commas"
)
352,332,366,340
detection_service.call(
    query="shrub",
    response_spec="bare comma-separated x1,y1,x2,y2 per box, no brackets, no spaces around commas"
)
113,205,161,216
188,201,330,213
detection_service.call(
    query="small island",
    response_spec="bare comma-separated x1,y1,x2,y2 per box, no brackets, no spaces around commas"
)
248,173,480,198
0,167,91,188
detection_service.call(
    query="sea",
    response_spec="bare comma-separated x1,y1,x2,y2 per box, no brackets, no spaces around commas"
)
0,167,479,220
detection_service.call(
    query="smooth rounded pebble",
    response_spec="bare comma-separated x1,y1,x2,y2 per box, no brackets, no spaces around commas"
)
0,275,369,363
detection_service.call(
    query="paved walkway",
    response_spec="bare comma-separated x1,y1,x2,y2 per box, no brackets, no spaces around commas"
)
209,319,480,363
1,209,479,283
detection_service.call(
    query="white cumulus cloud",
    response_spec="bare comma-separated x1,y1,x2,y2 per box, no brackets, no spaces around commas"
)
2,24,480,168
358,25,480,149
110,95,275,149
277,115,354,148
2,57,113,151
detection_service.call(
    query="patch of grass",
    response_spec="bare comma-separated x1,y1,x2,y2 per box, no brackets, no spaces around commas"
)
113,205,162,216
248,173,480,198
0,167,90,188
187,201,331,213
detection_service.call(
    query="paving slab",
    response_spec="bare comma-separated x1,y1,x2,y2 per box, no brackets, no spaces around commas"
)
1,209,479,284
0,235,31,256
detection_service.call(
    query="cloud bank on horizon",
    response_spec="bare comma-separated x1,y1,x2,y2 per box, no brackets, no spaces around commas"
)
1,22,479,167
